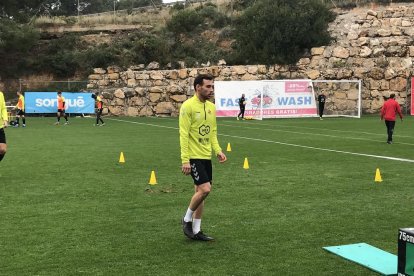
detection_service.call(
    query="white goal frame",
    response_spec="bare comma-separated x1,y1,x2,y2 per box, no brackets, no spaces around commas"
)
311,79,362,118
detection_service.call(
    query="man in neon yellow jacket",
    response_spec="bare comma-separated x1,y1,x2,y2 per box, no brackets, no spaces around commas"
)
0,91,8,162
179,74,227,241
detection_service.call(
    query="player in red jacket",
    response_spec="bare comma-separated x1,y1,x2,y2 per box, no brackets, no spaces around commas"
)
380,94,403,144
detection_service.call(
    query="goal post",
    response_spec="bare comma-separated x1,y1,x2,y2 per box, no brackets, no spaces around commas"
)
6,106,16,123
311,79,362,118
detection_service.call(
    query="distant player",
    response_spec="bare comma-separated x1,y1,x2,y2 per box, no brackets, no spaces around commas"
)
14,91,26,127
317,93,326,120
93,92,105,126
381,93,403,144
237,93,246,120
0,91,8,162
55,91,69,125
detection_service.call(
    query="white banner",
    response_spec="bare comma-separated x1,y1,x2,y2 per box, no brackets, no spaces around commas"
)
215,80,317,118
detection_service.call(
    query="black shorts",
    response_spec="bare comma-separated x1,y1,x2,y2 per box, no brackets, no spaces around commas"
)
0,128,6,144
57,109,65,113
190,159,212,185
97,108,103,115
17,109,25,116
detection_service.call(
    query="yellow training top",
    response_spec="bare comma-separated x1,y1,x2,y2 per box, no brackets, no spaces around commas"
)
0,92,8,129
16,95,25,111
179,95,222,164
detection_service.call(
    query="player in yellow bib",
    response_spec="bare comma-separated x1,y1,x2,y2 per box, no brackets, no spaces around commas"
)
14,91,26,127
55,91,69,125
0,91,8,162
179,74,227,241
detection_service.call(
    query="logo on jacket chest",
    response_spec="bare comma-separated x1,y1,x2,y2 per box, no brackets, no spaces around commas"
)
199,125,210,136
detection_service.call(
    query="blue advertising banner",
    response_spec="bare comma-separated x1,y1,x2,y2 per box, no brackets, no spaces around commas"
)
25,92,95,114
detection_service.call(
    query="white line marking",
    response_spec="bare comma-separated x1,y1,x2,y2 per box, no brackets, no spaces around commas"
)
219,123,414,146
222,119,413,139
108,118,414,163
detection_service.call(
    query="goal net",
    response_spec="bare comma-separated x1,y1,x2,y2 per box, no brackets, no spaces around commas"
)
6,106,16,124
311,80,362,118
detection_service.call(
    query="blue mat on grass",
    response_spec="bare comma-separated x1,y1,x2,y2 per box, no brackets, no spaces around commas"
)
323,243,397,275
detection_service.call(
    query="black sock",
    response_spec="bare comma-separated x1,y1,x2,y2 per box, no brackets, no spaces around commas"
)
16,118,19,125
57,117,60,122
23,118,26,124
0,153,4,161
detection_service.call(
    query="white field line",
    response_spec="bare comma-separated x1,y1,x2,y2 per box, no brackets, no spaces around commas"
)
218,123,414,146
107,118,414,163
221,119,413,139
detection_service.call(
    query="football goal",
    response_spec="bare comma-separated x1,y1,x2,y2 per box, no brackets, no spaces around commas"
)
311,80,362,118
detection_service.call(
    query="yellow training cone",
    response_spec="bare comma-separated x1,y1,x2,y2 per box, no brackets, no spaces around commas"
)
375,168,382,182
243,157,249,169
119,152,125,163
149,170,157,185
226,143,232,152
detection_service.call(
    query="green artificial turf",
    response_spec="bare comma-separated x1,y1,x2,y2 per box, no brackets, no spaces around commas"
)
0,115,412,275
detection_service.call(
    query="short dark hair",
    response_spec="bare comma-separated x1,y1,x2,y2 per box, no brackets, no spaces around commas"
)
57,91,62,95
194,74,214,90
389,93,395,99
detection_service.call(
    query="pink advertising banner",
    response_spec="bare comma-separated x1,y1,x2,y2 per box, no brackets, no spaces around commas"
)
215,80,317,118
411,77,414,116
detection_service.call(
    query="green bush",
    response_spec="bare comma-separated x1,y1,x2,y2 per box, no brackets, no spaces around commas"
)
231,0,335,65
166,9,203,33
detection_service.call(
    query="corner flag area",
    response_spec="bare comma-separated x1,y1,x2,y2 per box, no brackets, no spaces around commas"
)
1,116,413,275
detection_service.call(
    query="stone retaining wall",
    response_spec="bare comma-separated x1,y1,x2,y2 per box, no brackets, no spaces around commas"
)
88,4,414,116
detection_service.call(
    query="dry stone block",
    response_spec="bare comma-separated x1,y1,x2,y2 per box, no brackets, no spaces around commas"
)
150,71,163,80
311,47,325,55
147,62,160,70
139,106,153,116
390,77,407,91
97,79,110,86
149,87,163,93
409,46,414,57
257,65,267,74
189,69,198,77
167,85,182,94
179,69,188,79
107,66,121,74
149,93,161,102
110,106,123,115
221,67,232,77
127,79,136,87
136,73,150,80
369,68,385,80
130,96,146,106
126,107,139,116
168,70,179,80
126,70,135,79
93,68,106,74
306,70,320,79
108,73,120,80
333,46,349,58
241,73,259,81
89,74,102,80
359,46,372,57
377,29,392,36
233,66,247,75
155,102,175,114
114,89,125,99
170,95,187,102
